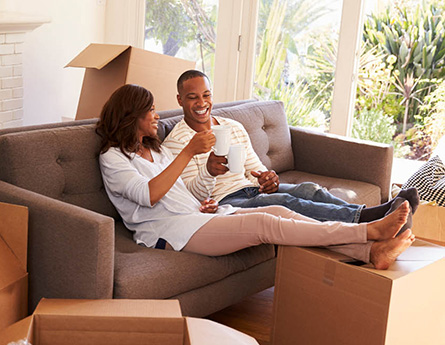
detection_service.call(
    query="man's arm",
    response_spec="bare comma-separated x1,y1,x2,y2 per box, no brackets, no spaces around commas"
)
235,123,279,193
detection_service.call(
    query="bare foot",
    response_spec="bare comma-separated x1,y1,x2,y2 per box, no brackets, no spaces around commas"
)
366,200,409,241
370,229,415,270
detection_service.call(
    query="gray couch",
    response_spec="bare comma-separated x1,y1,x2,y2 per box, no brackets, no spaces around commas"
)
0,99,393,317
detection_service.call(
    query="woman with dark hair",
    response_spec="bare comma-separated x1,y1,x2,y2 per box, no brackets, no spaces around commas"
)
96,84,415,270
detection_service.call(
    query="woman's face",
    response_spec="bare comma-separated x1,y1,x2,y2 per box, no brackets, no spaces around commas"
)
137,104,160,139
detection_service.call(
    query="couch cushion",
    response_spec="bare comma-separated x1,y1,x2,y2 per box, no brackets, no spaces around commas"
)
157,115,183,141
0,124,119,219
279,170,381,206
113,222,275,299
212,100,294,174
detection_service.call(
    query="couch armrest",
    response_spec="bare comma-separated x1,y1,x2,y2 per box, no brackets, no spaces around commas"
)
0,181,115,312
289,126,393,202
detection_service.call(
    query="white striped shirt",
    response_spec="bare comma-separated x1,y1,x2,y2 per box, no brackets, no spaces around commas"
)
162,116,267,202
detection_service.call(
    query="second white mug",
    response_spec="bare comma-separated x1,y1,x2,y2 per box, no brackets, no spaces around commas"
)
227,144,246,173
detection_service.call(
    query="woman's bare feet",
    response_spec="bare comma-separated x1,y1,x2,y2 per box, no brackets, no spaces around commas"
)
366,200,410,241
370,229,416,270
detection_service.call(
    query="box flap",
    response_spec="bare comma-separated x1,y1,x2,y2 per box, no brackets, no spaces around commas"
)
303,239,445,281
65,43,131,69
396,238,445,261
0,238,27,287
0,316,33,345
364,239,445,280
184,317,258,345
35,298,182,318
0,202,28,270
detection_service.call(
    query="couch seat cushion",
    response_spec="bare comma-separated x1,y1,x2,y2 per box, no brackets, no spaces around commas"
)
113,222,275,299
279,170,381,206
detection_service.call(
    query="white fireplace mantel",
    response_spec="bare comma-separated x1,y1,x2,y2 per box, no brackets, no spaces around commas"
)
0,11,50,33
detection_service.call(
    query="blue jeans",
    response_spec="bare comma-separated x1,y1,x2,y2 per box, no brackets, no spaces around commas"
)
219,183,363,223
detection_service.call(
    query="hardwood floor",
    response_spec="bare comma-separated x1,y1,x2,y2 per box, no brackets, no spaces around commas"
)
206,287,275,345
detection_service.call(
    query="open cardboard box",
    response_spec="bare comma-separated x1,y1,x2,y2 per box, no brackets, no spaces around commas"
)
271,239,445,345
0,299,258,345
412,201,445,245
0,202,28,331
66,43,196,120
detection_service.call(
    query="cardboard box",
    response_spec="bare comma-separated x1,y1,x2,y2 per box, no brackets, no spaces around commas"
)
66,43,196,120
413,202,445,244
271,240,445,345
0,299,258,345
0,202,28,331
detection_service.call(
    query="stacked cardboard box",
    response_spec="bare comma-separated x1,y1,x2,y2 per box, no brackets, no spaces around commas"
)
412,201,445,245
272,240,445,345
0,202,28,331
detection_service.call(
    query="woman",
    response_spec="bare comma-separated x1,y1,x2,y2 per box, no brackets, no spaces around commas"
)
96,84,415,270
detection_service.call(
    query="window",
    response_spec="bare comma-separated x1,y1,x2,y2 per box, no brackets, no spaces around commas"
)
353,0,445,163
253,0,344,132
144,0,219,80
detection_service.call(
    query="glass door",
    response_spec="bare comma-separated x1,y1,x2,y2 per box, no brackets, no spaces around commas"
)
253,0,344,131
144,0,219,80
353,0,445,165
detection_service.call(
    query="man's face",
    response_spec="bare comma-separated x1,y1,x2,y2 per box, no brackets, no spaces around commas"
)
177,76,213,130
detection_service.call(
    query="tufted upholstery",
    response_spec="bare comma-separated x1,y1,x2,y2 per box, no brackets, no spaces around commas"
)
212,101,294,174
0,125,119,219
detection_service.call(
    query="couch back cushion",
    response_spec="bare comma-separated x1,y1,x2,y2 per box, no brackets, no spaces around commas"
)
0,100,291,217
0,124,120,219
212,100,293,173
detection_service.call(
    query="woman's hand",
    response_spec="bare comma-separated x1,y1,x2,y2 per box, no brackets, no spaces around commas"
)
185,130,216,157
199,198,219,213
148,131,215,205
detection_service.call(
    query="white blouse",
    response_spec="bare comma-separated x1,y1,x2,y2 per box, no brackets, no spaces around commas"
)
99,146,236,250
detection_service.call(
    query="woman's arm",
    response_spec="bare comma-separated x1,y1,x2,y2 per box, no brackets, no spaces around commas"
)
149,130,215,205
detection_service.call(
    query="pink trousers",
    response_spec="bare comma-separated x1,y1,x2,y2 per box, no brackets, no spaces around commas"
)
182,206,373,263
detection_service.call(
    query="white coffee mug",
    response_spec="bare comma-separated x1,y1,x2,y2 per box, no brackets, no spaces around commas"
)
211,125,231,156
227,144,246,173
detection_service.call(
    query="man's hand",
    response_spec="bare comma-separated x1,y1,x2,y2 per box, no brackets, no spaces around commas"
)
199,198,219,213
207,152,229,176
251,170,279,194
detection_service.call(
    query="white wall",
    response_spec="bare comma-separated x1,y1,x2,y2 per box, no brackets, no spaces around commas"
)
1,0,106,125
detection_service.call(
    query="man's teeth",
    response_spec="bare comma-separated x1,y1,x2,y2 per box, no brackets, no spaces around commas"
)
195,109,207,115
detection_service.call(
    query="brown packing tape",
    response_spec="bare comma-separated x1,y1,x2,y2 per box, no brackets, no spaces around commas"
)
322,261,336,286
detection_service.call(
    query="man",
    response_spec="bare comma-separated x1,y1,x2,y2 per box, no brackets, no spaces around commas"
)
163,70,419,224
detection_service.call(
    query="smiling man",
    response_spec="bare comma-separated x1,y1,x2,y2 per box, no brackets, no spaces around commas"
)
162,70,419,225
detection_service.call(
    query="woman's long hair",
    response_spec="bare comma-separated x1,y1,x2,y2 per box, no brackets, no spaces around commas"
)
96,84,161,159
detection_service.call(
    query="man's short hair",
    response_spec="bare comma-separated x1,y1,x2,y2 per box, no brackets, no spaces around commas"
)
177,70,210,93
